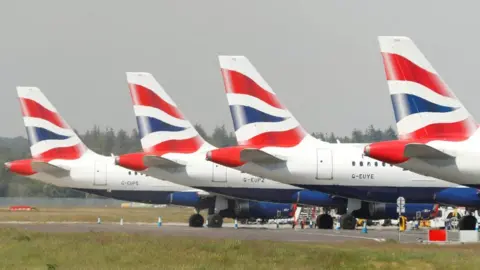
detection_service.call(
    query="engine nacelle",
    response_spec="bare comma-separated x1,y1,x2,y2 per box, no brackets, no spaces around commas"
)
169,192,201,207
233,200,293,219
169,192,213,210
354,202,438,220
434,188,480,207
294,190,347,207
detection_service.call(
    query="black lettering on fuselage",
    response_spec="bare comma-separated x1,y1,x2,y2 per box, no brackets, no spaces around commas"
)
352,173,375,179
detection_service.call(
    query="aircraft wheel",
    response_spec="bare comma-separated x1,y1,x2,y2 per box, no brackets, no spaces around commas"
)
188,214,204,227
340,214,356,230
316,214,333,229
207,214,223,228
382,219,392,227
459,215,477,230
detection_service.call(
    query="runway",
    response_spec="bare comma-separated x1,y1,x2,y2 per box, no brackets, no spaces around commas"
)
0,222,452,243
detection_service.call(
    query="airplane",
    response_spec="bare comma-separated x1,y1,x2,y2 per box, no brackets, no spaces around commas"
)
363,36,480,222
115,72,442,229
5,86,299,228
205,55,480,230
114,72,348,228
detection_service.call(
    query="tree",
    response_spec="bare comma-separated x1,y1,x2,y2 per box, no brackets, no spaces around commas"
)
0,123,400,198
194,124,211,143
211,125,236,147
351,129,364,143
113,129,128,154
102,128,116,155
383,126,397,141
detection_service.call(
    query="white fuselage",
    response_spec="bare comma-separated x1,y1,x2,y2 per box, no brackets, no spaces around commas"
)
28,151,201,194
395,130,480,187
231,136,466,203
141,144,304,203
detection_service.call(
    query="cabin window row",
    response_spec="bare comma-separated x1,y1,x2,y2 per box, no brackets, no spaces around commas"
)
351,161,393,167
127,171,147,176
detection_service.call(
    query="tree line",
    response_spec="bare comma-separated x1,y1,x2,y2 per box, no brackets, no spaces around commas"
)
0,124,397,198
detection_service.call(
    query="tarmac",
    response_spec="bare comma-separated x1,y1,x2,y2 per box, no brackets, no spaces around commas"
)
0,222,458,243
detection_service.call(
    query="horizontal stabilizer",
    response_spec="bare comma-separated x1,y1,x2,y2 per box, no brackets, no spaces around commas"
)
240,148,286,164
31,161,70,177
143,155,186,168
404,143,453,159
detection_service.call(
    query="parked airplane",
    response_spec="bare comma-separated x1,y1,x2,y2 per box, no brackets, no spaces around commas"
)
206,55,478,229
114,72,349,228
5,86,297,227
115,72,442,229
364,36,480,221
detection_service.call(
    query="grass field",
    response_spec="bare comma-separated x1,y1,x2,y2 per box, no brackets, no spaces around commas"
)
0,207,233,223
0,228,477,270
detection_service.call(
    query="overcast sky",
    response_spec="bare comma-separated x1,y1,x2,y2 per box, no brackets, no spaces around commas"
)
0,1,478,138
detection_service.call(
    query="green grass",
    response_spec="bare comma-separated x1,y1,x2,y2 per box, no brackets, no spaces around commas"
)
0,228,478,270
0,207,232,223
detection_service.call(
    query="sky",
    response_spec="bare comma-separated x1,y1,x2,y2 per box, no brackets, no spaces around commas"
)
0,1,478,138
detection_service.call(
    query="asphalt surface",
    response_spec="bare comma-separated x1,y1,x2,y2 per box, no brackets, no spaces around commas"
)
0,222,453,243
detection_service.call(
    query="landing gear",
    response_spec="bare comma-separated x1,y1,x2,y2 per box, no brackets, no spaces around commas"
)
188,214,205,227
207,214,223,228
459,215,477,230
381,219,392,227
316,214,334,229
340,214,356,230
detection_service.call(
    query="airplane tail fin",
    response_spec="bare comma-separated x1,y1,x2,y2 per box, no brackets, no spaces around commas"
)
17,87,87,160
126,72,207,154
379,36,477,140
218,55,309,147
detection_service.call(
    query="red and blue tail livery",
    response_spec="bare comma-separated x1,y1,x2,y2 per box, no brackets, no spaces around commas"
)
379,36,477,140
17,87,86,160
219,56,306,148
126,72,204,154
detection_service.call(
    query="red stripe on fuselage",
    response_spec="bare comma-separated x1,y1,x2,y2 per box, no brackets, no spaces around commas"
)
381,52,454,98
147,136,203,154
221,69,284,109
20,98,67,129
129,84,184,120
239,127,306,148
400,118,476,141
36,145,84,160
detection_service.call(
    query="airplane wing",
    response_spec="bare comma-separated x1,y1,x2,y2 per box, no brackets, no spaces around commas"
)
404,143,453,159
240,148,286,164
31,161,70,177
143,155,187,169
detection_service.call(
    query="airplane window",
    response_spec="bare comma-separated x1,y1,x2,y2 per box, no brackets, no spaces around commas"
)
390,164,393,167
134,171,138,175
382,162,386,167
128,171,131,175
359,161,363,166
374,162,378,167
367,162,371,166
352,161,355,166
